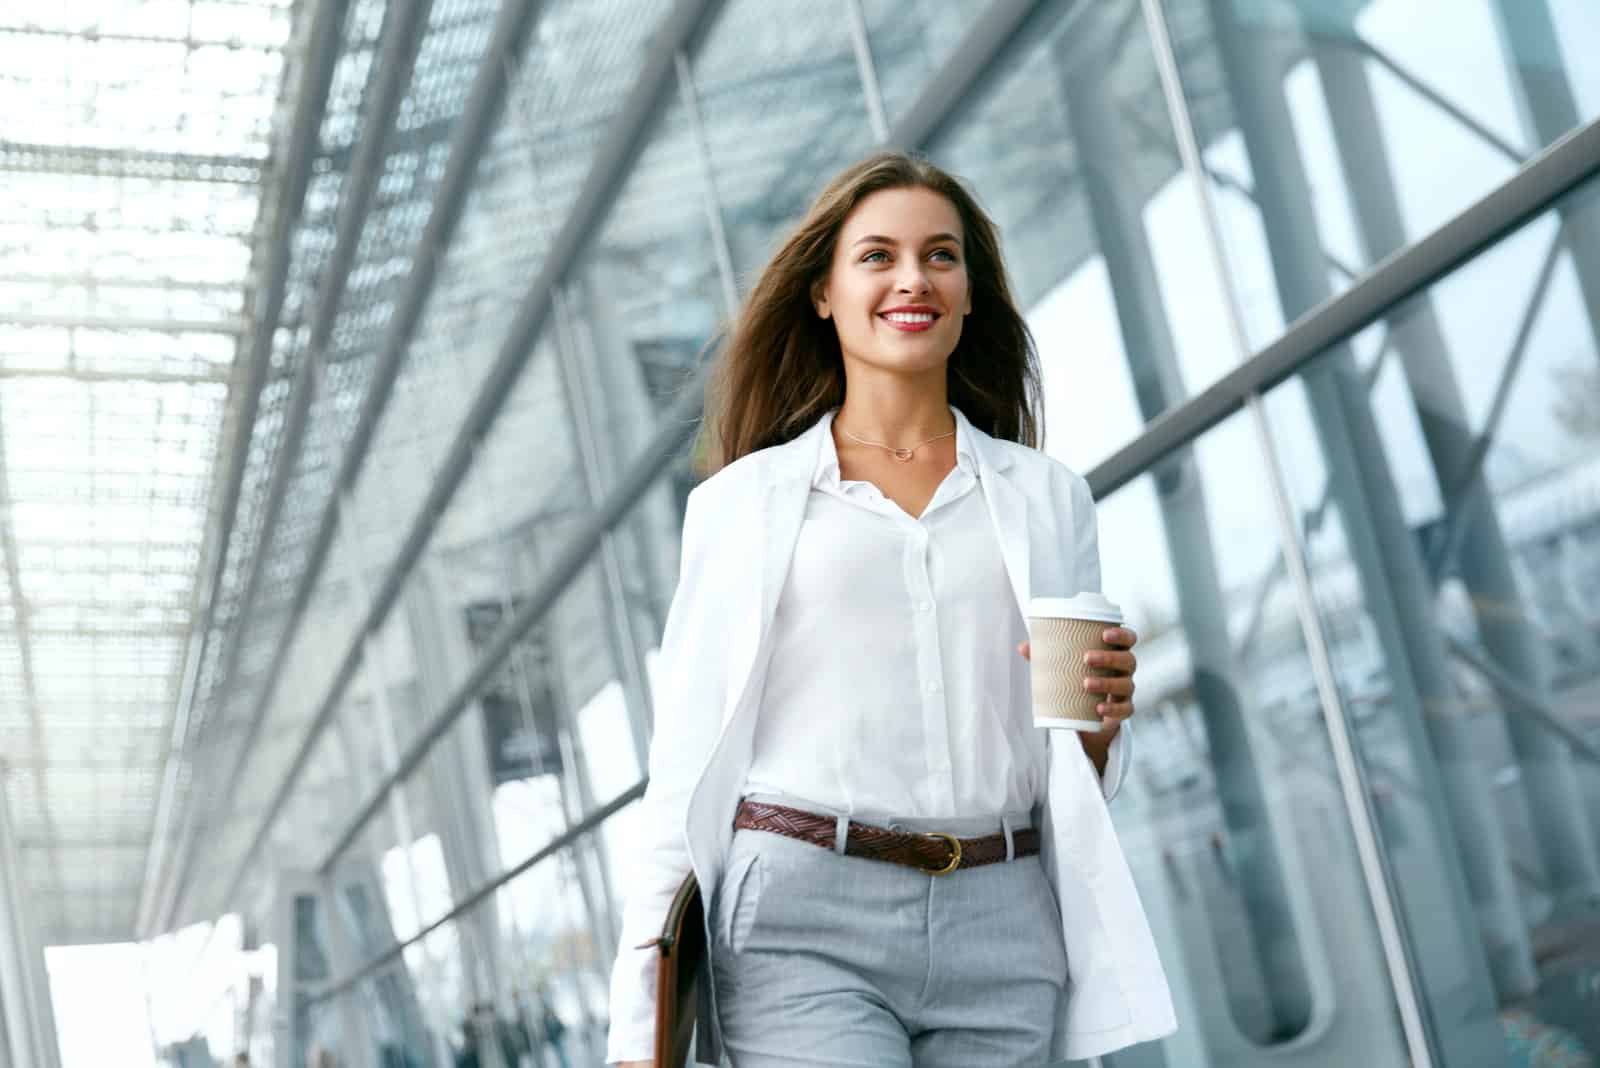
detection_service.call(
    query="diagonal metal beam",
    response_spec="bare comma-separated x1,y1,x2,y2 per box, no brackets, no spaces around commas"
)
1302,30,1527,165
152,0,437,936
135,0,355,939
195,0,730,929
884,0,1054,151
156,0,562,934
1087,117,1600,500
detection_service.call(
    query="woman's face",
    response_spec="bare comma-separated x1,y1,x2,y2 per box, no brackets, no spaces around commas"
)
814,186,972,377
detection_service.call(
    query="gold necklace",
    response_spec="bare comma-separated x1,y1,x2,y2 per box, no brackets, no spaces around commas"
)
837,421,956,463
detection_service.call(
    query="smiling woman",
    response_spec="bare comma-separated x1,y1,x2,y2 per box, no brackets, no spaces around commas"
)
606,151,1170,1068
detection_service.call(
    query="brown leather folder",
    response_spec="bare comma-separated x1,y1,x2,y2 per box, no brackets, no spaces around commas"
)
639,872,704,1067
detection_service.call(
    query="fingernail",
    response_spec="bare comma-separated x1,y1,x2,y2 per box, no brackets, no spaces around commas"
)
1083,652,1096,666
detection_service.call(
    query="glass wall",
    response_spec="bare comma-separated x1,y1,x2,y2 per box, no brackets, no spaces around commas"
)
156,1,1600,1066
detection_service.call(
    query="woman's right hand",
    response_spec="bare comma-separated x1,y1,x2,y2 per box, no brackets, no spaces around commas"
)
618,1061,654,1068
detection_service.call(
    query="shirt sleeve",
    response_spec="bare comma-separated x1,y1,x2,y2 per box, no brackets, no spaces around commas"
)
1099,720,1132,802
605,483,727,1064
1066,465,1134,803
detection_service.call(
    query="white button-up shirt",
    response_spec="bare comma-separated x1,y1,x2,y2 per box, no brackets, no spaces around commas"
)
744,406,1119,820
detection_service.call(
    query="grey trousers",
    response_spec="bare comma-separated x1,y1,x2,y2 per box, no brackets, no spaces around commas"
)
709,805,1067,1067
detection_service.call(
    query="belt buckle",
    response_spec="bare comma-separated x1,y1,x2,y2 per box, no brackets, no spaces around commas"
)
922,831,962,876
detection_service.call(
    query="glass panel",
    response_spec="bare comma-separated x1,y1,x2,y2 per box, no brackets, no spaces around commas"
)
692,0,878,280
571,87,722,428
1259,171,1600,1061
497,842,613,1066
858,0,990,128
1093,406,1414,1061
1156,0,1600,354
930,0,1243,470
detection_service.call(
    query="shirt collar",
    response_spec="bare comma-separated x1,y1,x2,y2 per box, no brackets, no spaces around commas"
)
812,404,978,489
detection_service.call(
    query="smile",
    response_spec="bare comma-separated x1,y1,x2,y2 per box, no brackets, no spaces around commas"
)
880,311,938,332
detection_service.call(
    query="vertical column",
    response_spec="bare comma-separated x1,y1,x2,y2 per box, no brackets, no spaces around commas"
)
1309,5,1600,912
550,291,660,779
567,267,681,640
395,562,506,1010
1205,0,1535,1006
0,770,48,1068
336,508,479,1068
1486,0,1600,343
271,874,316,1068
1054,19,1313,1041
319,875,379,1068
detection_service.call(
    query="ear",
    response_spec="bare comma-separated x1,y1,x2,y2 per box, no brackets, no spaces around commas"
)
812,279,831,320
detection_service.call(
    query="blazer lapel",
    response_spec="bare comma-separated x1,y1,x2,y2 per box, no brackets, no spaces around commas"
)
719,421,823,725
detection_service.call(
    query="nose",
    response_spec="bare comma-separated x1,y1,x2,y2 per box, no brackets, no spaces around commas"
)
895,263,932,295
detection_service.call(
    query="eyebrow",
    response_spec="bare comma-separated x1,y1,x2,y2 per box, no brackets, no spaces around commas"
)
850,231,963,248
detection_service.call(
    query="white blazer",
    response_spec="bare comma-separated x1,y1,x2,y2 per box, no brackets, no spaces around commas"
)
608,405,1177,1065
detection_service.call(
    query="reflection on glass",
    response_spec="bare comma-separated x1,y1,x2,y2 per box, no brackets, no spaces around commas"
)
1095,430,1414,1063
1261,174,1600,1062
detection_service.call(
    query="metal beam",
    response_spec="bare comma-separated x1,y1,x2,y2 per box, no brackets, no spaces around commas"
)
885,0,1054,150
0,312,246,334
0,273,240,292
163,0,566,931
198,0,728,928
136,0,354,939
158,0,436,934
0,366,229,385
1087,116,1600,500
1305,32,1529,165
0,140,263,184
313,778,648,1002
0,25,279,51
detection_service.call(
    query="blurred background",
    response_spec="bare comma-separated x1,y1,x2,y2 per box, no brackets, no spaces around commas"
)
0,0,1598,1065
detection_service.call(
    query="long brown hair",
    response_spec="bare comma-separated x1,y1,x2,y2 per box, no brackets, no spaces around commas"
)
696,150,1043,477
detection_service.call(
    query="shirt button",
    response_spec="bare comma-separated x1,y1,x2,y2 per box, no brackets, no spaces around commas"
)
927,681,942,694
915,600,930,612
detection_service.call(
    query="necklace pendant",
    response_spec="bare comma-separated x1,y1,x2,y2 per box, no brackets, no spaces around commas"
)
892,447,914,462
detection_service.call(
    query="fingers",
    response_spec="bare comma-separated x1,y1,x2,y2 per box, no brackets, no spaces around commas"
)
1017,640,1030,661
1102,626,1138,648
1083,648,1136,675
1084,672,1136,723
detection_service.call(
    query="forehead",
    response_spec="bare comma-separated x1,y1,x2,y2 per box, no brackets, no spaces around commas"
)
839,186,963,241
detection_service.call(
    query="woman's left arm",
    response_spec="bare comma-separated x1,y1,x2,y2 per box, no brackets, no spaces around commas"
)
1075,625,1138,776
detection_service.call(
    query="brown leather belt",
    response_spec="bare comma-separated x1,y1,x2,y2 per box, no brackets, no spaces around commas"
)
734,799,1039,876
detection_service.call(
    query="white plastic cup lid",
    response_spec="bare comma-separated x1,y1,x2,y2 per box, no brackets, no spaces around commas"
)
1028,592,1123,624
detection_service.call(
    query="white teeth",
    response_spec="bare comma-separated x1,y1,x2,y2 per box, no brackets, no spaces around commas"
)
883,312,935,324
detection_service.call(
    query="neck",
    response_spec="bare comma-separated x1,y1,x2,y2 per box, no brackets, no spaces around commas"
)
834,381,954,449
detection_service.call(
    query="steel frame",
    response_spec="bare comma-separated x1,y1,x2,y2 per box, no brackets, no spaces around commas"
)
0,141,264,184
199,0,730,926
157,0,436,935
136,0,355,938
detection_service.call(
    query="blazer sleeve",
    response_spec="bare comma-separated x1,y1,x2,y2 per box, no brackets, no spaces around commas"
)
606,481,731,1064
1067,466,1133,803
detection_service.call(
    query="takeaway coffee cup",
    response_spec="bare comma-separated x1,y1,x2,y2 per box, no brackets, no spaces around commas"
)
1027,593,1124,731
